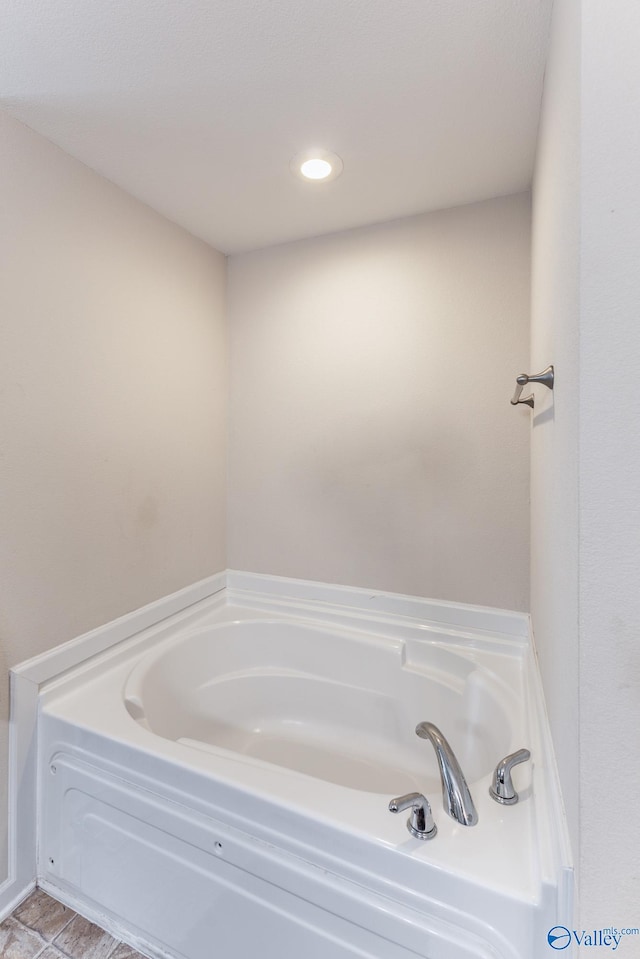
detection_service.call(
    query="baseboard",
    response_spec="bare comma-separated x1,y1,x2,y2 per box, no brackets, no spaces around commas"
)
0,876,35,923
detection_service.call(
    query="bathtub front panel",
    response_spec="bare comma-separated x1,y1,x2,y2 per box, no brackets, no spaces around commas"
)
40,753,509,959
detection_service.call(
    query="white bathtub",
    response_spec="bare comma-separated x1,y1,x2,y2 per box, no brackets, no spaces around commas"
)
35,574,573,959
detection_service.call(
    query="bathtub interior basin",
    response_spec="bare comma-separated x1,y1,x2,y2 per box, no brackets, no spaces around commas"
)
124,619,513,795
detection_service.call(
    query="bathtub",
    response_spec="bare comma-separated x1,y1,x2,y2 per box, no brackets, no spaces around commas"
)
35,574,573,959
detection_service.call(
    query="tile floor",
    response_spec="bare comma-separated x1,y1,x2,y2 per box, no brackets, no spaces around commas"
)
0,890,145,959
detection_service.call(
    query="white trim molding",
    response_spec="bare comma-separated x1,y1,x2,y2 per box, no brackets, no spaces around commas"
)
226,570,530,639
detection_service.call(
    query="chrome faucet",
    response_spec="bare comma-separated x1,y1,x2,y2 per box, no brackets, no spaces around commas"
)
415,721,478,826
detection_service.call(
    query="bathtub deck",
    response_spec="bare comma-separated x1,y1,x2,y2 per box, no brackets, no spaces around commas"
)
0,890,146,959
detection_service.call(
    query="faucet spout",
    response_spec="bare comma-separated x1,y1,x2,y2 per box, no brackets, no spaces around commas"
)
415,721,478,826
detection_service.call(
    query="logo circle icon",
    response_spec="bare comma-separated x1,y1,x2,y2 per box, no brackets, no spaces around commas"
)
547,926,572,950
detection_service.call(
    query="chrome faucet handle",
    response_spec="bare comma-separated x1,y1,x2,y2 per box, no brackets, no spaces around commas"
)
489,748,531,805
389,792,437,840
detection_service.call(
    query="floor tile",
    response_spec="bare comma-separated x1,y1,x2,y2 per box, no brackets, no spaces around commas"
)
14,890,76,941
108,943,146,959
53,915,116,959
38,948,68,959
0,916,46,959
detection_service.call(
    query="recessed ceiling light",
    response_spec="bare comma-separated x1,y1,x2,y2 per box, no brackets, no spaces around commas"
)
300,157,332,180
290,150,343,183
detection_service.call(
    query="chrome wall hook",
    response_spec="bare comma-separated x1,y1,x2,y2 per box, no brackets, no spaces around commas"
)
511,365,554,409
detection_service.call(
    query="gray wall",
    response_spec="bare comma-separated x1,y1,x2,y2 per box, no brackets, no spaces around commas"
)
531,0,640,925
530,0,580,864
0,110,228,879
228,194,531,610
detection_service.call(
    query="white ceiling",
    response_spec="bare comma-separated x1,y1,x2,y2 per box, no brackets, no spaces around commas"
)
0,0,552,254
